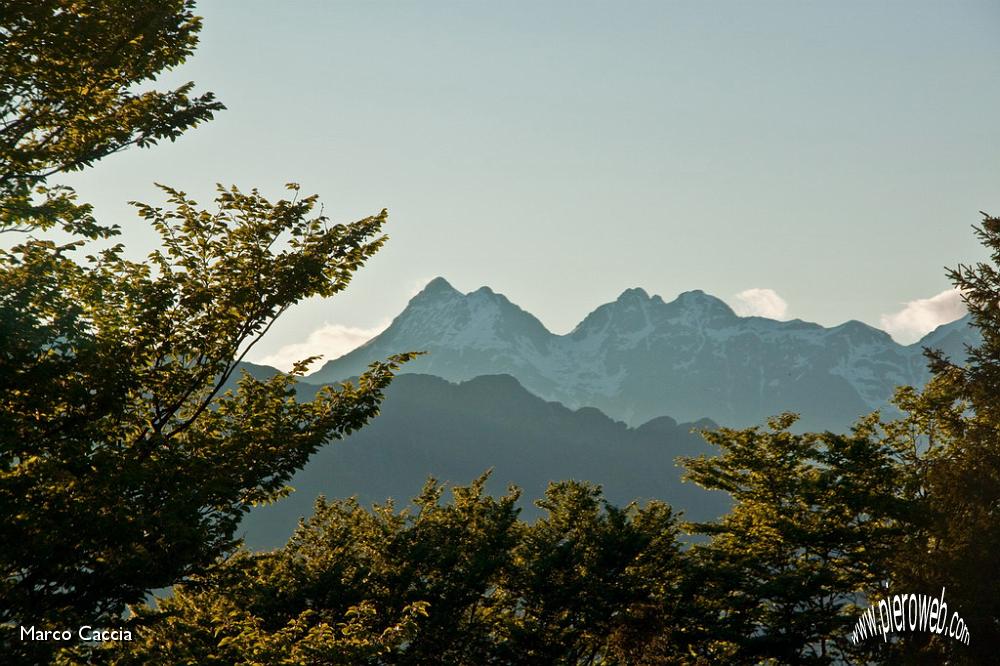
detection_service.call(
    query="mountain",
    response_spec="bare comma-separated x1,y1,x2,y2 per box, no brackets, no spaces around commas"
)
912,315,977,365
306,278,979,431
239,373,728,550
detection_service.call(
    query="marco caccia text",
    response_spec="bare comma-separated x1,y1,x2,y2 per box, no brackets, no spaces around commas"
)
20,625,133,642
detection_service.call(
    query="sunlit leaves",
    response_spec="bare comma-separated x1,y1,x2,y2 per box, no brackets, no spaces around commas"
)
0,1,222,234
0,185,408,663
105,477,696,665
679,415,910,664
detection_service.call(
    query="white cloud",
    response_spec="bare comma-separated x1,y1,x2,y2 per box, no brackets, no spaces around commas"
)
730,288,789,320
254,321,389,372
880,288,966,344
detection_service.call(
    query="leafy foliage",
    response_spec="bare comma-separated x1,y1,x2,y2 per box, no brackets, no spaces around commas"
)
672,212,1000,664
0,2,411,662
882,212,1000,664
680,414,911,664
106,476,696,665
0,0,222,236
0,183,413,661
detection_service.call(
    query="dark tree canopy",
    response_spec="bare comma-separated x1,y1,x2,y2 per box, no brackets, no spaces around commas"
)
884,212,1000,664
0,184,413,664
103,477,697,666
0,2,410,663
679,414,911,664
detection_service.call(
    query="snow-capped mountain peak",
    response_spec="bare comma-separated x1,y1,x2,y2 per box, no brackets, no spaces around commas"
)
306,279,979,431
412,275,461,299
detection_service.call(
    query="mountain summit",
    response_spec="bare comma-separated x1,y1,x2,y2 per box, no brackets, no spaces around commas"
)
307,278,977,430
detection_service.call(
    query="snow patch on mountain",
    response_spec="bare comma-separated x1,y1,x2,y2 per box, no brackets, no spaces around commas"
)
307,278,981,430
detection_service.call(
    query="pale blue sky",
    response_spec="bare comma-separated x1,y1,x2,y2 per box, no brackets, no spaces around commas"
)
60,1,1000,366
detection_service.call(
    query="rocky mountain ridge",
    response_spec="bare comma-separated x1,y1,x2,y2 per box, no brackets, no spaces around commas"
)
306,278,978,430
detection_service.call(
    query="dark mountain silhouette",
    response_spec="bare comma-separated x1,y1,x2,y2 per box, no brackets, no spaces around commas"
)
239,373,727,550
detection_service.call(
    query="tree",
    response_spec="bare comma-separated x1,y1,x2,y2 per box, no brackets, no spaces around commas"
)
1,0,222,236
504,482,695,664
105,475,522,665
0,3,411,662
0,183,413,662
678,208,1000,663
884,211,1000,664
105,477,697,665
680,414,911,664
